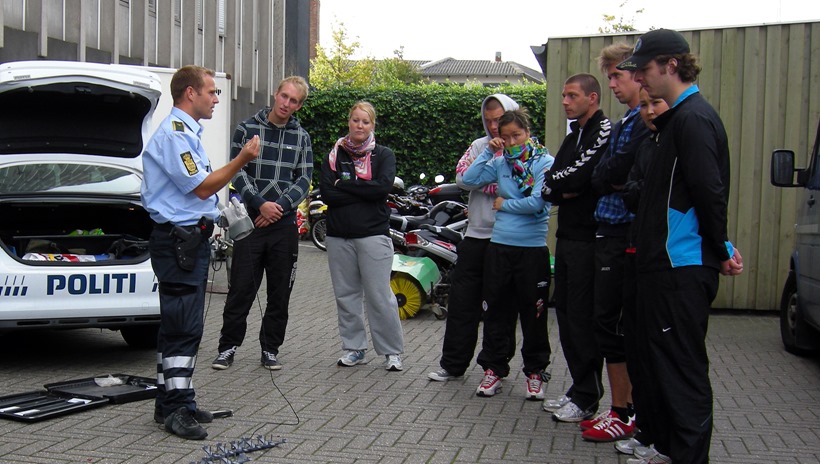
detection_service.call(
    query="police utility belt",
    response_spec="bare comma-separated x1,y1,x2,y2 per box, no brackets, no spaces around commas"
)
154,217,214,271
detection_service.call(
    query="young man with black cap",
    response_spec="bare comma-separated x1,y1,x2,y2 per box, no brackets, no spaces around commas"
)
616,29,743,464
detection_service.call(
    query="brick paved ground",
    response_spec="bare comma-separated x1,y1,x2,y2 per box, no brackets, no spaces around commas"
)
1,243,818,463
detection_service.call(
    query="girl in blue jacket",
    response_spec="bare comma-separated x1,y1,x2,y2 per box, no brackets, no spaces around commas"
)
462,109,555,400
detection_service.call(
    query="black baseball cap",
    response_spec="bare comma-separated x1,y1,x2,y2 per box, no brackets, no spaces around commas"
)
616,29,690,70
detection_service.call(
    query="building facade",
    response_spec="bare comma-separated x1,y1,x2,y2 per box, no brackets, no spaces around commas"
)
0,0,313,131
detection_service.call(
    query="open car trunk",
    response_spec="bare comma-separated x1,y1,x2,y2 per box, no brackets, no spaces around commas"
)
0,199,152,264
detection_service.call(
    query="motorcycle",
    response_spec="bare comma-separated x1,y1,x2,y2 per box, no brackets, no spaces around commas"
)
391,223,463,320
406,173,467,206
389,200,467,320
388,200,467,254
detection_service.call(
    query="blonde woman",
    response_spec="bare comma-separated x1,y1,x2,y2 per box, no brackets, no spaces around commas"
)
320,101,405,371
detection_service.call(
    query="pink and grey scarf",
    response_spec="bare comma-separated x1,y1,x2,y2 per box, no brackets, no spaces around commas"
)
328,132,376,180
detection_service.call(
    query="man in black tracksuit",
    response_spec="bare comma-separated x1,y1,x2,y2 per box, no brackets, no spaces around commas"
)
541,73,611,422
617,29,743,463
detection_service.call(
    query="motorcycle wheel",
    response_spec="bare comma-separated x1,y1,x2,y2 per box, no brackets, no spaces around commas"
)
311,217,327,251
390,273,425,320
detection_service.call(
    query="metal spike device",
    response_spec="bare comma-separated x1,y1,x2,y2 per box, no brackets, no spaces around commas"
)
191,435,287,464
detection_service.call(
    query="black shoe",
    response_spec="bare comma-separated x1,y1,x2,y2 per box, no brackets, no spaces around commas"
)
163,407,208,440
212,346,237,370
155,407,214,424
261,351,282,370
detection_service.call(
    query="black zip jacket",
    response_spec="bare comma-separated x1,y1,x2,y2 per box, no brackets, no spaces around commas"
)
320,144,396,239
541,109,611,241
634,92,731,272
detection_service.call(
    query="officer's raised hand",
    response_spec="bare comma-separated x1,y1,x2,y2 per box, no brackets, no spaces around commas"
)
238,135,261,164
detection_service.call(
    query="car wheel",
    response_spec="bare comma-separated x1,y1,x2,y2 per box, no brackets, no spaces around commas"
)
121,324,159,349
779,272,816,356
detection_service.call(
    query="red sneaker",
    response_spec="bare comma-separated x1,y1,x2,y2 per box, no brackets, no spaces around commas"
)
579,409,617,431
581,414,636,442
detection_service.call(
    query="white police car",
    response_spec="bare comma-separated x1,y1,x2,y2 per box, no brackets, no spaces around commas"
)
0,61,163,348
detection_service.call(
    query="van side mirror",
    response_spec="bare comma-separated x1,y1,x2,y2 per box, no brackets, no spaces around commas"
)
771,149,802,187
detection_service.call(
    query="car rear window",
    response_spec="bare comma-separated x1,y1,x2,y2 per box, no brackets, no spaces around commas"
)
0,163,140,195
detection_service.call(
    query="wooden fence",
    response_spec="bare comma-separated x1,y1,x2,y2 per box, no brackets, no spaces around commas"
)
540,21,820,310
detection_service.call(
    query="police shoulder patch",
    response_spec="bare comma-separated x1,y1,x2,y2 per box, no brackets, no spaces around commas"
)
180,151,198,175
172,120,185,132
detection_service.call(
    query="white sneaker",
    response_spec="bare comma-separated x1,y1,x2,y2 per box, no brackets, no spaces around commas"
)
525,373,546,400
476,369,502,397
552,401,595,422
614,436,645,455
626,445,670,463
385,354,403,371
542,394,571,412
337,350,366,367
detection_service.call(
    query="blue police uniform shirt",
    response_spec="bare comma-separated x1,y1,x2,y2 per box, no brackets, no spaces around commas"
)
141,107,220,226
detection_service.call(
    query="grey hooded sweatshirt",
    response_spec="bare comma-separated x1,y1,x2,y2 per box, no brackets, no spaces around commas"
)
455,93,520,239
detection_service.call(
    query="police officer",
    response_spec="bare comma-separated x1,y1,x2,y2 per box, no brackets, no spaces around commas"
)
141,65,259,440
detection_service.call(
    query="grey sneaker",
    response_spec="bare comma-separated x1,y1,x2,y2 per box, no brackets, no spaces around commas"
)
614,437,645,455
552,401,595,422
261,351,282,370
427,368,460,381
338,350,366,366
386,354,403,371
212,346,237,370
542,394,571,412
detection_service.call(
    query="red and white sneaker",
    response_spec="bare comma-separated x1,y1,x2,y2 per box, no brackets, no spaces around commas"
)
525,373,546,400
476,369,502,397
581,414,636,442
579,409,618,431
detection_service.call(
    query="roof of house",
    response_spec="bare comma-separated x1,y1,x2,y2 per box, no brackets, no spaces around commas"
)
407,58,544,83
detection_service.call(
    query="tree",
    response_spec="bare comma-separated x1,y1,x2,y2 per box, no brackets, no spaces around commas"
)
373,47,423,87
311,23,421,89
599,0,644,33
310,22,376,89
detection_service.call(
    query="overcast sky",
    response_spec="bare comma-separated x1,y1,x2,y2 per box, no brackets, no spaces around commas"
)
319,0,820,70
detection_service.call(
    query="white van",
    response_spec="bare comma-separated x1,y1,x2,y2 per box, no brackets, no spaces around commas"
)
0,61,163,348
770,118,820,355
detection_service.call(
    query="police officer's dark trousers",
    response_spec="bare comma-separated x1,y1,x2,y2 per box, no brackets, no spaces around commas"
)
218,219,298,354
553,237,602,410
150,226,210,417
476,243,551,378
636,266,718,464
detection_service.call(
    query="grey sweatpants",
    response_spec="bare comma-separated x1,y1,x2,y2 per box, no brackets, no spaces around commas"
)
326,235,404,356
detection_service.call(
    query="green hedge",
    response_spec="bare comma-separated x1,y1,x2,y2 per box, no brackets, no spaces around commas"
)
296,83,547,186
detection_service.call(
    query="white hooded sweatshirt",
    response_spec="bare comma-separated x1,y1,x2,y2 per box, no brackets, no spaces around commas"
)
455,93,520,239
